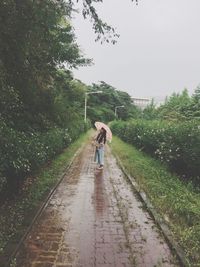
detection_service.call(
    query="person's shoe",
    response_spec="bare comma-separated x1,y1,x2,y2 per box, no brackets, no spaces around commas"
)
98,165,104,170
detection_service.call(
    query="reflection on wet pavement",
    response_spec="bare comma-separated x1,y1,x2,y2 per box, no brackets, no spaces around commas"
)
94,171,106,216
14,141,180,267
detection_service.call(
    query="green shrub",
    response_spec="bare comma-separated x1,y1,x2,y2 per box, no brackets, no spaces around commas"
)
110,120,200,184
0,120,89,189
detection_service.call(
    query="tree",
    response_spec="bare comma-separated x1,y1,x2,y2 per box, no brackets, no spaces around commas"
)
68,0,138,43
85,81,140,123
191,85,200,118
53,71,87,128
157,89,193,121
192,85,200,103
142,99,157,120
0,0,90,130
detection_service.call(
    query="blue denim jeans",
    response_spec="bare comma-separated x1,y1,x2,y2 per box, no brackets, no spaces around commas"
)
95,146,104,165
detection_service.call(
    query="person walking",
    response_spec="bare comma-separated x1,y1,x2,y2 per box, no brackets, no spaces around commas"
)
95,127,107,170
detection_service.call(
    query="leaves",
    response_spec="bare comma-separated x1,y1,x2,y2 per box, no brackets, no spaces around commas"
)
86,81,141,124
110,120,200,184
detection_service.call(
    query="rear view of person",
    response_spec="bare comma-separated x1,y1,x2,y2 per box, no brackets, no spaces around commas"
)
95,127,107,170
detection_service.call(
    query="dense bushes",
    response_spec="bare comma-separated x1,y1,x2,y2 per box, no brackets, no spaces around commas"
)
110,120,200,184
0,0,92,192
0,120,89,190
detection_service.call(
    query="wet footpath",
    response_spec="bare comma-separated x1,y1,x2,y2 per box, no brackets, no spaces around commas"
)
14,141,180,267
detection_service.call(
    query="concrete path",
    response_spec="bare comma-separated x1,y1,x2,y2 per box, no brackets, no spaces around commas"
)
14,141,180,267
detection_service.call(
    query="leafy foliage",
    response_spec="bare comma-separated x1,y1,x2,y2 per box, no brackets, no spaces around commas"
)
86,81,141,124
0,0,91,191
0,0,90,129
110,120,200,184
0,120,89,191
68,0,138,44
143,87,200,121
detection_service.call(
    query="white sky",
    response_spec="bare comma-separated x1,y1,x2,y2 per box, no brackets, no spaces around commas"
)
72,0,200,102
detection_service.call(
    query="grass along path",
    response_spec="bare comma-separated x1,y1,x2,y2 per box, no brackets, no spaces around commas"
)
0,131,90,265
110,136,200,267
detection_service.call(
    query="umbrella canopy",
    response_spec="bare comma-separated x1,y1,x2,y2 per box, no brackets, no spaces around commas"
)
94,121,112,142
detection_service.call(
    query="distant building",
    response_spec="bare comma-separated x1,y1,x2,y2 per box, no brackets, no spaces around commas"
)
131,97,150,109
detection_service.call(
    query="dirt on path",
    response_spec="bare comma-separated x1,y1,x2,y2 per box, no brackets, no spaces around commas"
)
13,141,180,267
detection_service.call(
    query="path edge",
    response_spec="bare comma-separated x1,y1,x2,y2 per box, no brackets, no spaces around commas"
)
113,151,189,267
7,144,84,267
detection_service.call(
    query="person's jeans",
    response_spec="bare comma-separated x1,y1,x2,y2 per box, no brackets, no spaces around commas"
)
95,146,104,165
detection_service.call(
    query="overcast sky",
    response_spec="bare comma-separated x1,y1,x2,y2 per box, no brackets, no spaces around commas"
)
72,0,200,102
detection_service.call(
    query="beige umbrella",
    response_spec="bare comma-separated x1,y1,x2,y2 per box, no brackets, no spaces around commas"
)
94,121,112,142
